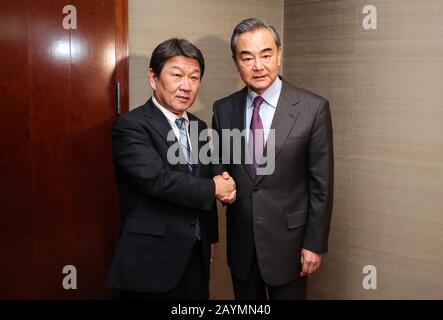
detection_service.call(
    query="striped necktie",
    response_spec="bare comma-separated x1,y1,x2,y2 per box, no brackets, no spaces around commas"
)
175,118,193,174
175,117,200,241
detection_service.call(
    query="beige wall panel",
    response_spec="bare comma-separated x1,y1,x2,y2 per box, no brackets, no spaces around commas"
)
284,0,355,159
129,0,283,299
285,0,356,299
285,0,443,299
351,0,443,299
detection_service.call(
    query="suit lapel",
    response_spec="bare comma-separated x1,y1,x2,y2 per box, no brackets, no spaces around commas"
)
189,114,203,177
143,99,177,147
255,80,301,185
142,99,189,174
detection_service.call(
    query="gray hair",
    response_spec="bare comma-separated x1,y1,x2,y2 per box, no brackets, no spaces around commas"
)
230,18,281,58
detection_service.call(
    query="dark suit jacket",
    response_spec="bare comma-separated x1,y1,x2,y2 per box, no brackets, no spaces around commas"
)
106,99,218,293
212,78,333,286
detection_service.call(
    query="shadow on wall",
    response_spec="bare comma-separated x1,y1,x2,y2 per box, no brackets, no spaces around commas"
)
193,36,245,125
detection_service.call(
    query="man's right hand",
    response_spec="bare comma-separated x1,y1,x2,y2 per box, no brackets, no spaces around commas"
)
213,172,236,204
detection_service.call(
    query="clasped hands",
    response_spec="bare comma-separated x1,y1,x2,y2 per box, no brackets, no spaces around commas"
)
213,171,236,204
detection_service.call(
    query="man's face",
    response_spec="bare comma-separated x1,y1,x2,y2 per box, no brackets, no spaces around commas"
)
149,56,201,116
234,28,282,95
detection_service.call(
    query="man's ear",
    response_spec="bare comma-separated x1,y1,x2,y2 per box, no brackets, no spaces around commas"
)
148,68,157,91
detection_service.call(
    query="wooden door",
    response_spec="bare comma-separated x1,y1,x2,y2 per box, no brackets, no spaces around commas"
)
0,0,128,299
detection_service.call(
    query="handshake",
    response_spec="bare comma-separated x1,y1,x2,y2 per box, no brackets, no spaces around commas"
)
213,171,236,205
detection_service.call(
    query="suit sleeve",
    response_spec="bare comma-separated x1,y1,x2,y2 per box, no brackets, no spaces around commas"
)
203,117,219,243
112,115,216,212
303,99,334,253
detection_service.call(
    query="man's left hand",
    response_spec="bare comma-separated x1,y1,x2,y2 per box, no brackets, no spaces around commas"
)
300,248,322,277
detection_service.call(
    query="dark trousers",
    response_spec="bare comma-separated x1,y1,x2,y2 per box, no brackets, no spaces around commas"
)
119,241,209,300
231,251,307,300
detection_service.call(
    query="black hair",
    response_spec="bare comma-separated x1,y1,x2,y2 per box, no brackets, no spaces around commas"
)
149,38,205,78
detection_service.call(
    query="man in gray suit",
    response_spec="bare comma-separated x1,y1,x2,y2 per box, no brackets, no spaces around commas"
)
212,18,334,299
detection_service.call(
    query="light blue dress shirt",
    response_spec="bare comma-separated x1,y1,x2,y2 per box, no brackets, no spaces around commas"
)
245,77,282,143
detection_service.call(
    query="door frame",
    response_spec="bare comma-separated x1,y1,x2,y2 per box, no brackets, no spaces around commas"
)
115,0,129,114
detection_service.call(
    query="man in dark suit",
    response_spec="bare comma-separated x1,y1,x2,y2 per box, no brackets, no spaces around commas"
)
212,18,334,300
106,38,235,299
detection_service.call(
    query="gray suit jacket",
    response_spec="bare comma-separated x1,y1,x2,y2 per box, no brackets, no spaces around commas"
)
212,78,334,286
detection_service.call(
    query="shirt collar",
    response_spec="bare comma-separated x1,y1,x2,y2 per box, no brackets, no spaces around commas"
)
247,76,282,109
152,96,189,126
